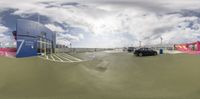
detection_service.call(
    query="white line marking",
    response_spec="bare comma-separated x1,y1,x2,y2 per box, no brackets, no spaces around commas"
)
38,56,86,63
62,53,82,61
57,53,77,61
55,54,73,62
50,54,55,61
46,55,49,59
53,54,64,62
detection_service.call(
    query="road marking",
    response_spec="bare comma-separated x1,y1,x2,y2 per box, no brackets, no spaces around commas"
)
38,53,87,63
58,53,81,62
39,56,87,63
46,55,49,60
50,54,55,61
62,53,82,61
53,54,64,62
55,54,73,62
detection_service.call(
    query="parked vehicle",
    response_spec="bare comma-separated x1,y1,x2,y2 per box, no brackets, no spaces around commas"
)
134,48,157,56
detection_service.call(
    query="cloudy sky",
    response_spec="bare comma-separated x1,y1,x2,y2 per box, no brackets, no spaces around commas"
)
1,0,200,48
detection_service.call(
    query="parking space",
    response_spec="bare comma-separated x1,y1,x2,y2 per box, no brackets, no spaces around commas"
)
39,53,84,63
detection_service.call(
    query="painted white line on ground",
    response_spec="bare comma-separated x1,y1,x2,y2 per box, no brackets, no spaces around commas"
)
62,53,83,61
59,54,82,62
38,56,87,63
53,54,64,62
50,55,55,61
46,55,49,60
55,54,73,62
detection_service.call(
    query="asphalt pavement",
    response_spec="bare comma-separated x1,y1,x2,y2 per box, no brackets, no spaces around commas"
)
0,52,200,99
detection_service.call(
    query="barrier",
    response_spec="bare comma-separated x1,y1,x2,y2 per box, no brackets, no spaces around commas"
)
0,48,16,57
175,41,200,54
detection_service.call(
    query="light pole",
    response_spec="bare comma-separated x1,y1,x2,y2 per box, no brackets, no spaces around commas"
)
139,41,142,47
160,37,163,45
160,37,164,54
160,37,163,49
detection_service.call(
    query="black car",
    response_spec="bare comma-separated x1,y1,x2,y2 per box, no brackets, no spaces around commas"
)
134,48,157,56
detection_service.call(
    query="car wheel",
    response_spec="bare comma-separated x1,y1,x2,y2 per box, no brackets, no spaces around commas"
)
154,52,157,56
139,53,143,56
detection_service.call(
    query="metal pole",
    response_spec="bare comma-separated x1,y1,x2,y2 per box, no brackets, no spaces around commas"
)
37,13,43,55
139,41,142,47
160,37,163,49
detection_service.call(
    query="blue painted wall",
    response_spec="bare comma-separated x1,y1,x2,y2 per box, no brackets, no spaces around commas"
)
16,19,56,58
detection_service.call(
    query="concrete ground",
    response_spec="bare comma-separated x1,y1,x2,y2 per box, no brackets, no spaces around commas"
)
0,52,200,99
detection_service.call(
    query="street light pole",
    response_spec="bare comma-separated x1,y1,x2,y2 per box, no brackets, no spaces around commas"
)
160,37,163,48
139,41,142,47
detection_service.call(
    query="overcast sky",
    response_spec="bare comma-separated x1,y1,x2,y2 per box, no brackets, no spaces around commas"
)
1,0,200,48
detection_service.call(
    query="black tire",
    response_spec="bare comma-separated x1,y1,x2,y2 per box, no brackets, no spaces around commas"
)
138,53,143,56
154,52,157,56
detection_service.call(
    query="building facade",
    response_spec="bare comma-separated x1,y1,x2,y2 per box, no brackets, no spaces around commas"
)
15,19,56,58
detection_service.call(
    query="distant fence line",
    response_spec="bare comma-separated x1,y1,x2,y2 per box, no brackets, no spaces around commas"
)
55,48,114,53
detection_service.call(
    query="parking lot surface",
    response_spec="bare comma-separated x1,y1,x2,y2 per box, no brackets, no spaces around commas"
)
0,52,200,99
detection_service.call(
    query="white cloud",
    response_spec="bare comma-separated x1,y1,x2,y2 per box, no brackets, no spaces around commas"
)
56,33,82,45
0,24,15,47
45,24,84,45
0,24,9,33
1,0,200,47
78,33,84,39
45,24,65,33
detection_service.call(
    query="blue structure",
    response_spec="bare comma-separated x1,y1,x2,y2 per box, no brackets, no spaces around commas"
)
15,19,56,58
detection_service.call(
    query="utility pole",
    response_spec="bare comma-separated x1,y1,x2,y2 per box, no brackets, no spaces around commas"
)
160,37,163,49
159,37,164,54
139,41,142,47
160,37,163,45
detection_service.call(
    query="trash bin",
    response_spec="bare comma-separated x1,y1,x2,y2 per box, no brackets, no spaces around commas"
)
159,49,163,54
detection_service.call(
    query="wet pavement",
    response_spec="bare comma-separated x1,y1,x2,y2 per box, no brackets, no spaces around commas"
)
0,52,200,99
